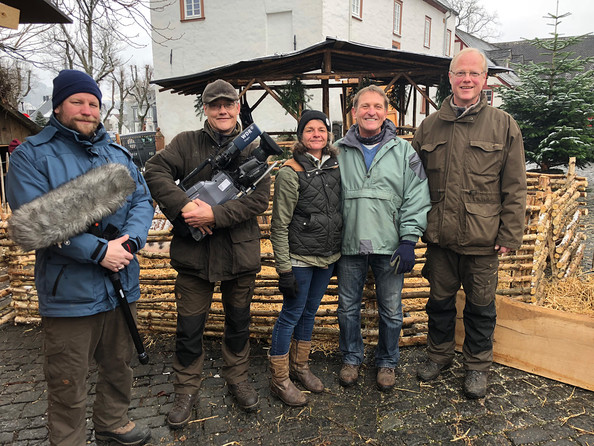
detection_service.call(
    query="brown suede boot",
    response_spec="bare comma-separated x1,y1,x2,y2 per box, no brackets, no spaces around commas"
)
269,352,308,406
289,340,324,393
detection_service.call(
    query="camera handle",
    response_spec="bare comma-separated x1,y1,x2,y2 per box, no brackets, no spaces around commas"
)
107,270,149,364
92,223,149,365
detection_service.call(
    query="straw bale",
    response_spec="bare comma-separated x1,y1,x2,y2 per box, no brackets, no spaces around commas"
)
539,275,594,316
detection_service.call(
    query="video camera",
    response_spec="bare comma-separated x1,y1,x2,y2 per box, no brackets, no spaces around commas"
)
178,123,282,241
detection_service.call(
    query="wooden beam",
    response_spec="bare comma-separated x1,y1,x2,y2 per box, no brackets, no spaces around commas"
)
165,69,447,96
255,78,299,121
238,78,256,99
455,293,594,391
251,91,269,109
0,2,19,29
322,50,331,117
383,73,403,93
331,48,449,69
403,73,438,110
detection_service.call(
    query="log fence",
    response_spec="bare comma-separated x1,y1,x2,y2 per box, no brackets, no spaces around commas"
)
0,158,589,348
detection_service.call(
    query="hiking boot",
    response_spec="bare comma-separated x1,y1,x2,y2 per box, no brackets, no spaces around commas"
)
339,363,360,387
95,421,151,445
464,370,488,399
228,380,259,412
166,393,198,429
376,367,396,391
416,358,451,382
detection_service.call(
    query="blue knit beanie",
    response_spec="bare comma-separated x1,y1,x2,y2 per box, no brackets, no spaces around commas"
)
52,70,102,109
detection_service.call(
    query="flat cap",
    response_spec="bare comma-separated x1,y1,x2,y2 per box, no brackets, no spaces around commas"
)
202,79,238,104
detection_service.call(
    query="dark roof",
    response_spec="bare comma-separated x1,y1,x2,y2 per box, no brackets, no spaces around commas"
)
3,0,72,24
494,35,594,66
154,37,510,97
456,30,499,52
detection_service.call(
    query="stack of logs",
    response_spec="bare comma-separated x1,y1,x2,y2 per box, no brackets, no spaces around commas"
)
0,159,589,348
0,209,12,325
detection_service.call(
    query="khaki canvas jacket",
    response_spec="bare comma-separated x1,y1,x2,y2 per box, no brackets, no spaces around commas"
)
144,122,271,282
412,94,527,255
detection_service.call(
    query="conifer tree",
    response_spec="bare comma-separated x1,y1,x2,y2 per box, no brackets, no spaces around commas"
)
500,7,594,170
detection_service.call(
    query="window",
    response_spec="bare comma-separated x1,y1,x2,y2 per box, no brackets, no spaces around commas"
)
352,0,362,19
424,16,431,48
181,0,204,21
446,29,452,56
393,0,402,36
392,40,401,49
484,89,493,105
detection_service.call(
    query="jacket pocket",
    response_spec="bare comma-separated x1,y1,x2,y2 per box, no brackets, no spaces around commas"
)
467,141,503,177
461,202,502,247
420,141,447,194
229,223,261,275
420,141,447,174
51,265,66,296
41,261,97,305
43,338,66,382
422,194,443,244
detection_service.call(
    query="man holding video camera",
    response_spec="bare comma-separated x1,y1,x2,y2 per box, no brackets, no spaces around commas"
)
144,79,271,427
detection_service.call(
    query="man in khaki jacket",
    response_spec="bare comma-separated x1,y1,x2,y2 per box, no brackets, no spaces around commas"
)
412,48,527,399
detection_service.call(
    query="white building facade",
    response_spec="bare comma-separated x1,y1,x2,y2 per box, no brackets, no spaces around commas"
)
151,0,457,141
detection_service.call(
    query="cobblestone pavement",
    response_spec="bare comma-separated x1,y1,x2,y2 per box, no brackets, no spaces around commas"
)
1,323,593,446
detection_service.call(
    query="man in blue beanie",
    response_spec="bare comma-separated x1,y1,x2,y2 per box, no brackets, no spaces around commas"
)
6,69,153,445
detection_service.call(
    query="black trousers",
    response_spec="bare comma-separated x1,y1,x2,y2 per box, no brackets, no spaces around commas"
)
422,244,498,371
172,272,255,393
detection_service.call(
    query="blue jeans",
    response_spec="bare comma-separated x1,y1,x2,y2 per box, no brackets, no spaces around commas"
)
337,254,404,368
269,264,336,356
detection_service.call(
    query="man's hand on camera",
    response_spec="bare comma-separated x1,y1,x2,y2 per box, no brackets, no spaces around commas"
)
182,199,215,235
278,270,298,299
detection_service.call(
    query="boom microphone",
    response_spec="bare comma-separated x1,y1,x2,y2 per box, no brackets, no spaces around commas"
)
8,163,135,252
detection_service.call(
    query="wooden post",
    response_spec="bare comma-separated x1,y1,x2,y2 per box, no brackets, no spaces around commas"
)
155,127,165,151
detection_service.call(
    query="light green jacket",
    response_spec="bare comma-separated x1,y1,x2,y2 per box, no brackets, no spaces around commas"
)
336,124,431,255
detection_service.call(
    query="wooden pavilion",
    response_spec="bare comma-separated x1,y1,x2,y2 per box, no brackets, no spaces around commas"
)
153,37,509,134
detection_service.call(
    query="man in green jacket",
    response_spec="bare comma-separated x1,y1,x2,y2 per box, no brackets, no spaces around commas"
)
412,48,527,399
336,85,431,391
144,80,270,427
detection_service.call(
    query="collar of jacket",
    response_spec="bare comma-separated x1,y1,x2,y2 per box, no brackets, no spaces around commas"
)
293,152,338,171
340,119,398,150
438,93,488,122
203,120,242,147
48,114,108,147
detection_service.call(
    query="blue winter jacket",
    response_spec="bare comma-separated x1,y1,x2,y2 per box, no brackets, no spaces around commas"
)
6,115,154,317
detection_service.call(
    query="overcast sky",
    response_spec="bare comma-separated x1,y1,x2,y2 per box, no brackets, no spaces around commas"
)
488,0,592,42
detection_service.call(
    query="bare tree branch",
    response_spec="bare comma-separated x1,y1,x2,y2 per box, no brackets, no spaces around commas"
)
450,0,500,41
129,64,154,131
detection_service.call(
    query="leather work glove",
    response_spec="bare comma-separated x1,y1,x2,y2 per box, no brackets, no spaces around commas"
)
278,270,299,299
390,240,416,275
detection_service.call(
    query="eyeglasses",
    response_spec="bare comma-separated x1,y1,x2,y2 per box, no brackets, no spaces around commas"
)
450,71,485,79
206,101,237,111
